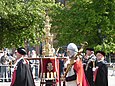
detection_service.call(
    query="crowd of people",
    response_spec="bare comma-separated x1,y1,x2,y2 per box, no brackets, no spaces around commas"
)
0,43,108,86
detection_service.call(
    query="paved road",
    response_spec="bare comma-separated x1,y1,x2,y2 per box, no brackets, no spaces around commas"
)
108,69,115,86
0,69,115,86
0,80,40,86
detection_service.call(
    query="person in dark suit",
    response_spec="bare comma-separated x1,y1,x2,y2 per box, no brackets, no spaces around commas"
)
94,51,108,86
83,48,96,86
10,47,35,86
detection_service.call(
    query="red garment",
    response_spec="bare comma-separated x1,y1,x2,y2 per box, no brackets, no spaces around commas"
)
11,69,16,86
93,68,98,82
74,59,90,86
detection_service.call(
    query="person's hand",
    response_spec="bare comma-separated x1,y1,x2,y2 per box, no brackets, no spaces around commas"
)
92,67,98,72
92,67,96,72
60,75,65,81
70,59,76,65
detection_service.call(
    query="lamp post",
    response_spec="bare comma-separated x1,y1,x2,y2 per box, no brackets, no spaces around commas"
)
97,25,102,44
97,25,110,62
98,25,106,43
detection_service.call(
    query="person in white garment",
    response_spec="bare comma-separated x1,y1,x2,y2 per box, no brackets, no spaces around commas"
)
64,43,78,86
62,43,90,86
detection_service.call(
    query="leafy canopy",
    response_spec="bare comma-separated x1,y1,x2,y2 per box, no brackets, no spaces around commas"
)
51,0,115,53
0,0,61,48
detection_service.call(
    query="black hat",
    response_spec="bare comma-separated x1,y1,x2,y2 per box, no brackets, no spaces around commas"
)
17,47,27,55
86,48,94,51
96,51,106,56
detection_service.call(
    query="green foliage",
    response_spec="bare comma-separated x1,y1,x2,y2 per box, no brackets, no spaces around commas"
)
0,0,61,48
51,0,115,53
95,38,115,54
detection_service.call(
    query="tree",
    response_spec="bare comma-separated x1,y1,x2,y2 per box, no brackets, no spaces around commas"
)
0,0,61,48
51,0,115,53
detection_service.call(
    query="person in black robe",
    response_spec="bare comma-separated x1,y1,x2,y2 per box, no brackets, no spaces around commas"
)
94,51,108,86
10,47,35,86
83,48,96,86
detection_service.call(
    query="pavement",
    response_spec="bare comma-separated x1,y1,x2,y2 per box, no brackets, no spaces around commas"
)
0,80,41,86
0,68,115,86
108,68,115,86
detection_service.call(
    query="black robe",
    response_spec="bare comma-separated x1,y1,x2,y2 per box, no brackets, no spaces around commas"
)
11,59,35,86
94,61,108,86
83,58,94,86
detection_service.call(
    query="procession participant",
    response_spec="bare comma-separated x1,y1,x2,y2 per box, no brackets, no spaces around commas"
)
10,47,35,86
64,43,89,86
94,51,108,86
83,48,96,86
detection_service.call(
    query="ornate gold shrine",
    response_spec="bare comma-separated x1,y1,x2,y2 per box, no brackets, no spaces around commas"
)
42,15,54,57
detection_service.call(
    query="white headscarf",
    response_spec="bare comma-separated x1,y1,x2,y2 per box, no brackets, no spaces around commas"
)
67,43,78,58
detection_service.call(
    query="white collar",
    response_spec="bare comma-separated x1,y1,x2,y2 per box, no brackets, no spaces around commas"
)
97,59,104,62
14,57,23,67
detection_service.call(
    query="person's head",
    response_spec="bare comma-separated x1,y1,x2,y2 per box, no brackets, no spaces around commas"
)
3,50,7,56
32,50,36,54
96,51,105,61
16,47,27,60
86,48,94,56
67,43,78,58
